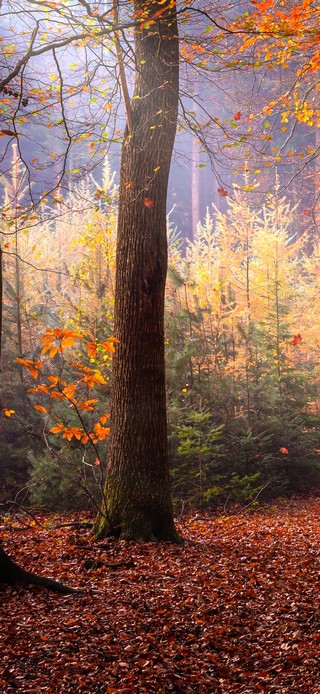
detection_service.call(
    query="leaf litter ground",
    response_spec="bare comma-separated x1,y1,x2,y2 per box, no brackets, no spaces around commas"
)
1,498,319,693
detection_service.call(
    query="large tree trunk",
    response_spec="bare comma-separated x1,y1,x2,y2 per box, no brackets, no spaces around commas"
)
94,1,180,541
0,544,79,594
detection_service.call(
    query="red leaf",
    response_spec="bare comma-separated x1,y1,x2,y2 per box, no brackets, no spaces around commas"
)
217,187,228,197
279,447,289,454
234,111,242,121
292,333,302,346
143,197,154,208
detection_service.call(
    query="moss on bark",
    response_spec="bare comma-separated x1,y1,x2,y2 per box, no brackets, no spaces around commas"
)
93,496,182,543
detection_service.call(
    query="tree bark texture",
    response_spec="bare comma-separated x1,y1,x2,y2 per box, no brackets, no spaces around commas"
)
94,1,180,541
0,544,79,594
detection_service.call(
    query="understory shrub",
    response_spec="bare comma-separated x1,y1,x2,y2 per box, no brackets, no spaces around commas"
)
28,449,103,512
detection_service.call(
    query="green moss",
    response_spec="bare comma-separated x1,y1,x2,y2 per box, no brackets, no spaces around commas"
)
93,500,182,543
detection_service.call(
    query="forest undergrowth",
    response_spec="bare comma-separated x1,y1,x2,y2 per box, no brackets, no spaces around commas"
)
1,497,319,693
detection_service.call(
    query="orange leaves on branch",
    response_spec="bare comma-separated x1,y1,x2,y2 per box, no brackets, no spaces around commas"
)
100,336,119,353
50,422,87,443
16,357,42,379
18,329,114,449
47,375,63,388
49,415,110,444
80,367,107,387
152,6,168,20
40,328,82,356
86,336,119,358
62,383,77,400
230,0,319,128
92,421,110,442
87,341,98,359
78,399,98,412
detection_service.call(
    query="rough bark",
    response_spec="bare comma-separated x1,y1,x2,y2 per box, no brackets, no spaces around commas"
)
94,1,181,542
0,545,80,594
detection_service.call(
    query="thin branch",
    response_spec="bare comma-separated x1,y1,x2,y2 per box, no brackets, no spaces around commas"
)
0,22,132,93
112,0,132,134
236,481,271,515
3,250,70,276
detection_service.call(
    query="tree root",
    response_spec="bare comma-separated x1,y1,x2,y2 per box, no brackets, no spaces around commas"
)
0,545,81,594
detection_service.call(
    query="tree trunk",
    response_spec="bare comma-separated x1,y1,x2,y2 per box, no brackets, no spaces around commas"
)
94,1,181,542
0,544,79,594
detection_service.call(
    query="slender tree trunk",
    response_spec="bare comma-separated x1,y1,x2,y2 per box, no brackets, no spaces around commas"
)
0,245,2,372
191,135,200,238
94,1,181,541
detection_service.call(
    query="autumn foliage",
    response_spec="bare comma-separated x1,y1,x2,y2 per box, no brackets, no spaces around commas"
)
17,328,117,447
1,499,320,691
0,0,320,509
1,172,320,509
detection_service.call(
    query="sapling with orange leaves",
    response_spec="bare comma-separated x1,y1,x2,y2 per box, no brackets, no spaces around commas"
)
17,327,118,460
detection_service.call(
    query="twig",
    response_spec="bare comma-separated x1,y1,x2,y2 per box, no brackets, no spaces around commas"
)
236,481,271,515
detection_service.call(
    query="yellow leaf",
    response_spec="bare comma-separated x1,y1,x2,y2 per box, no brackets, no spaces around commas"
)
92,371,107,385
4,409,15,417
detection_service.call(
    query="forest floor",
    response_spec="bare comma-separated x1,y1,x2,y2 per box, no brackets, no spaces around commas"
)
0,498,319,693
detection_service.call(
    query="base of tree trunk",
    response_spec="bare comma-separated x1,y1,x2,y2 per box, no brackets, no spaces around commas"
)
0,545,80,594
93,509,182,543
